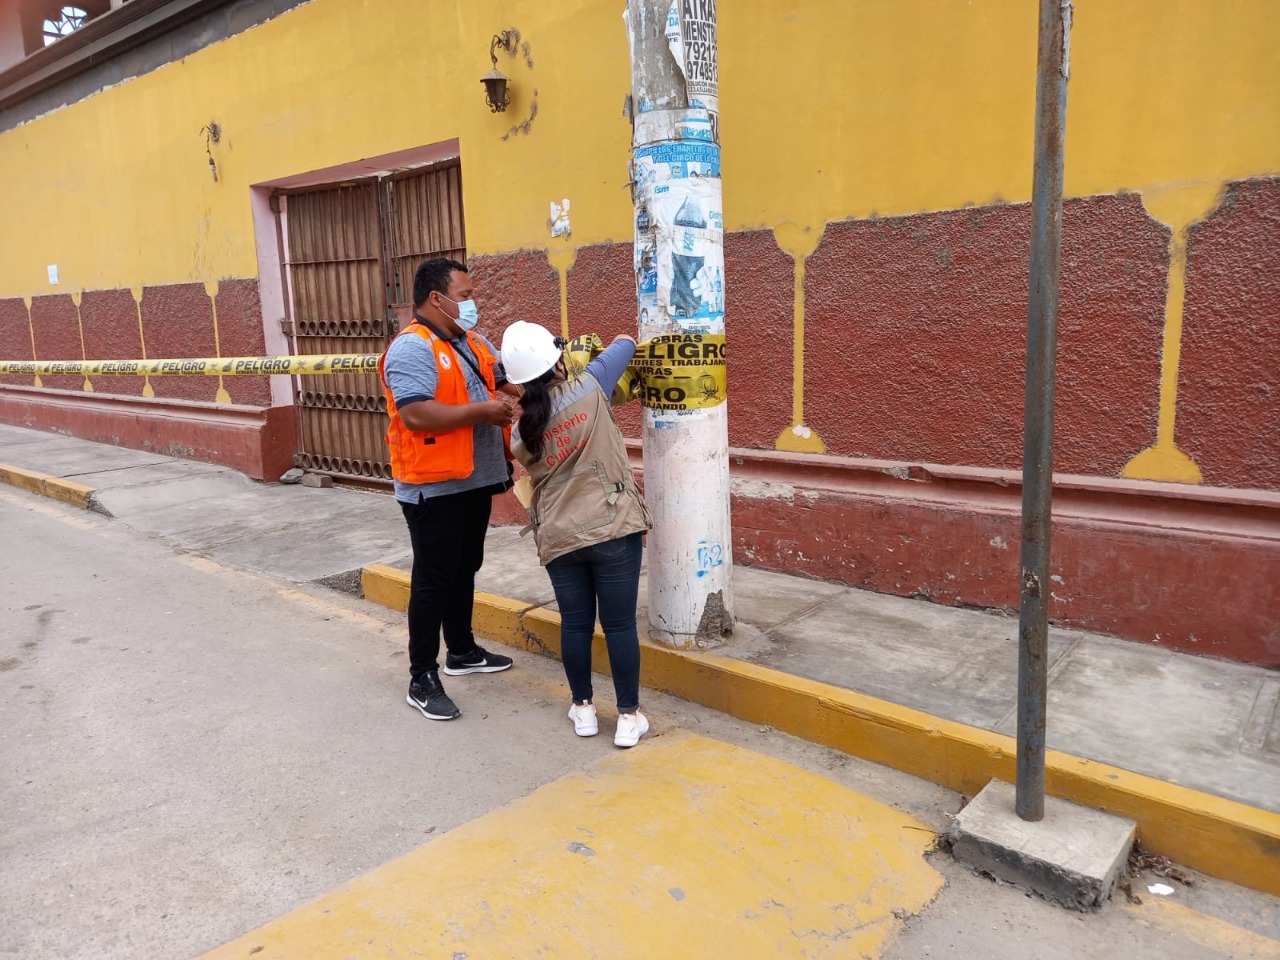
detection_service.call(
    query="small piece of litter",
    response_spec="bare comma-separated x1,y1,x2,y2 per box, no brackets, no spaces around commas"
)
1147,883,1175,896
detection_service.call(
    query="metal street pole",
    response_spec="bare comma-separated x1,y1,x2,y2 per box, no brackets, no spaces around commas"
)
1017,0,1073,822
624,0,734,647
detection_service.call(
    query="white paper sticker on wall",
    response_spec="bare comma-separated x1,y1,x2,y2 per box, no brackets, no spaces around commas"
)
47,264,59,285
550,199,571,238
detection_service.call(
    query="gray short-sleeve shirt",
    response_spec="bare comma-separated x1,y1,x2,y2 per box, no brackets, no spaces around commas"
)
383,329,508,503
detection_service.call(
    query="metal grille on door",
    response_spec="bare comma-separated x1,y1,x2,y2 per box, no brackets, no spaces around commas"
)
282,160,466,482
386,161,467,324
285,182,394,480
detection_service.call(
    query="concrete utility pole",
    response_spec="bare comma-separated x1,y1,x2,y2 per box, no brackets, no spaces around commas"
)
1016,0,1072,822
625,0,733,647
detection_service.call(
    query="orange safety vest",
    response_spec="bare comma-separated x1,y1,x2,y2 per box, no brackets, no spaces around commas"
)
379,323,511,485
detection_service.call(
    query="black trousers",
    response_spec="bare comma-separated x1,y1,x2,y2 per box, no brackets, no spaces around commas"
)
400,487,493,679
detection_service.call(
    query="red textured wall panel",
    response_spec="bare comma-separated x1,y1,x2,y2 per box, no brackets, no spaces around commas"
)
804,196,1165,476
80,288,145,398
0,298,32,388
214,278,270,406
1179,178,1280,491
29,294,82,392
566,242,632,337
1056,195,1166,475
805,205,1030,465
140,283,218,403
469,250,560,339
8,282,272,405
566,242,641,439
723,229,792,450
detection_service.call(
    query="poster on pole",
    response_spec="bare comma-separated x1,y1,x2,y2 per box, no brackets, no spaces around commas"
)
650,176,724,334
666,0,718,116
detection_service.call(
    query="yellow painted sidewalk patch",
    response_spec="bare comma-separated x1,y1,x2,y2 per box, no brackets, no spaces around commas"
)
201,732,943,959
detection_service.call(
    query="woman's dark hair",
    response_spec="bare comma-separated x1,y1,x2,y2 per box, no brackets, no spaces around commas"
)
517,367,559,460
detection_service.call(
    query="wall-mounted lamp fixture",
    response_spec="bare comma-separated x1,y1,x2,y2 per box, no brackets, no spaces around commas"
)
481,31,517,112
201,121,221,182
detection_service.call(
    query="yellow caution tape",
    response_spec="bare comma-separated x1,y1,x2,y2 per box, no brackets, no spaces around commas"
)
0,354,380,377
563,333,638,408
563,334,602,382
630,333,727,412
564,332,726,411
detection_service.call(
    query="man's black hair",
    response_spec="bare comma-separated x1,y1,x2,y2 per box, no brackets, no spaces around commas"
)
413,257,468,308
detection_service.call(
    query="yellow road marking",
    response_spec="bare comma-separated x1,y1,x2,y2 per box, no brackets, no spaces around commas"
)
1127,898,1280,958
200,732,944,959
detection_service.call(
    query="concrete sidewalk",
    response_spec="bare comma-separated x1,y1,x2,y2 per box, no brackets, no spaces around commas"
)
2,422,1277,894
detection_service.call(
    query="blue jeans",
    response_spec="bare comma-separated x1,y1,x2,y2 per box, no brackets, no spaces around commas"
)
545,532,643,712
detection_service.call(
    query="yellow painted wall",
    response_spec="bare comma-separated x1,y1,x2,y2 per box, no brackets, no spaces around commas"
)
730,0,1280,236
0,0,1276,297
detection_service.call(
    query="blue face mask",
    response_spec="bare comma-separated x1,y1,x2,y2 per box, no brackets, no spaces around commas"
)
443,295,479,331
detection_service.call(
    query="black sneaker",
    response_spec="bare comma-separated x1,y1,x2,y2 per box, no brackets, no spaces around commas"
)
406,670,460,720
442,644,514,676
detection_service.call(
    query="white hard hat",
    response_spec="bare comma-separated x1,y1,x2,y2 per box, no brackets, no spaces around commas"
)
501,320,562,384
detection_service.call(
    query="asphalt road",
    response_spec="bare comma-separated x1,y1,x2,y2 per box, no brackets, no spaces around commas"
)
1,485,1276,960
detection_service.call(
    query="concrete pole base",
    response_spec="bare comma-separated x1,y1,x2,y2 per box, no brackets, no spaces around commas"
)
949,779,1136,911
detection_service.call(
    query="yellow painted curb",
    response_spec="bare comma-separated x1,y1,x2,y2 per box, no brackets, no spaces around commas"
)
360,564,533,649
0,463,95,509
361,563,1280,898
360,563,409,611
0,463,46,496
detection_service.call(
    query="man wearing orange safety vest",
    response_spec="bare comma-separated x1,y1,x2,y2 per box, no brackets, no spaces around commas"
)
380,258,518,721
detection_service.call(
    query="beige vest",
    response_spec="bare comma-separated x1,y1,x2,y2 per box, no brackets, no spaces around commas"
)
513,373,652,565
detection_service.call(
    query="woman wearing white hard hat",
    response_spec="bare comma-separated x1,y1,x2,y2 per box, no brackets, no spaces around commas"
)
502,321,653,747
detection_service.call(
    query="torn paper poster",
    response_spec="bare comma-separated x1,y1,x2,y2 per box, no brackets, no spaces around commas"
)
550,198,571,238
644,176,724,333
633,140,720,181
665,2,683,78
632,108,714,147
631,125,723,338
666,0,718,115
681,0,718,113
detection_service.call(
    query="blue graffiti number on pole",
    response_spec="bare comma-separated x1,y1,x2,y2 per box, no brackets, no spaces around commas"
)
696,540,724,578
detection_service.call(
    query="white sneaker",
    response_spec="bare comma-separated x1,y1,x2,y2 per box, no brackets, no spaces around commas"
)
568,701,598,737
614,711,649,748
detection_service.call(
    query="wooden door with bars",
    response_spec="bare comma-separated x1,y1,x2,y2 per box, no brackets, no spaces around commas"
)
284,182,395,480
385,160,467,324
282,159,467,483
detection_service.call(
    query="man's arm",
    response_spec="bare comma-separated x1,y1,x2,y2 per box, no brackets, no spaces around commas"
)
481,339,523,399
399,397,511,433
385,335,511,433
